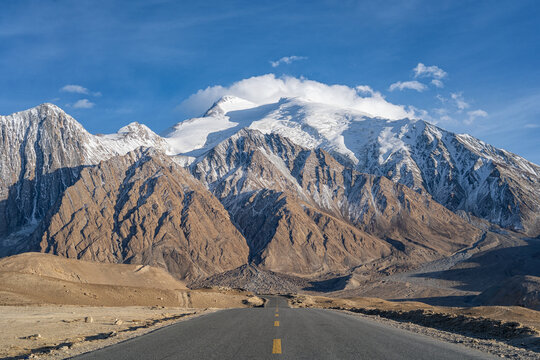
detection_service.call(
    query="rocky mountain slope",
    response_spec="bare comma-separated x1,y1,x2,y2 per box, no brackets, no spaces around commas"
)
27,148,249,281
190,129,483,276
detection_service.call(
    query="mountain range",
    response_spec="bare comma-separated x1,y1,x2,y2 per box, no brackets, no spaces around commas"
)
0,98,538,294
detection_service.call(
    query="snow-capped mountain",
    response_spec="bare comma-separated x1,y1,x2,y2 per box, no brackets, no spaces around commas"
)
166,96,540,236
0,98,539,280
189,129,483,275
0,103,170,246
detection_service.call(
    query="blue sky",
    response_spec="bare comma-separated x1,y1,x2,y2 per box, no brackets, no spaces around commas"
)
1,0,539,163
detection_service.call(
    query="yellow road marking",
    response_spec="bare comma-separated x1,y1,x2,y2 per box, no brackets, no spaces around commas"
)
274,321,279,326
275,313,279,317
272,339,282,354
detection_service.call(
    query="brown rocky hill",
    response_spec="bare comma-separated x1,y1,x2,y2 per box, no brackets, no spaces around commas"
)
29,148,249,281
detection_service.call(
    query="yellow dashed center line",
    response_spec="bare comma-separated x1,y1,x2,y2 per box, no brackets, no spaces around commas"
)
274,320,279,327
272,338,282,354
275,313,279,317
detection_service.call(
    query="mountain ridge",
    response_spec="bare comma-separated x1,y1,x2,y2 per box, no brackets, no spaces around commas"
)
0,100,538,287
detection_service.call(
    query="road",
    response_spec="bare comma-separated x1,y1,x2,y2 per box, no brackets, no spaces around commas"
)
73,296,495,359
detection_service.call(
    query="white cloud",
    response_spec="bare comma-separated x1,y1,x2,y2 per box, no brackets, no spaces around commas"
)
440,114,454,123
72,99,95,109
433,108,448,115
270,56,307,67
431,79,444,88
355,85,375,95
436,94,447,103
179,74,415,120
413,63,447,79
524,123,539,129
451,92,469,110
465,109,488,124
61,84,101,96
389,80,427,92
61,84,89,94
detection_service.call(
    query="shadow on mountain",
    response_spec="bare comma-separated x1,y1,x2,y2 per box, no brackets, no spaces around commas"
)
392,295,477,307
180,103,280,158
222,190,285,265
303,274,352,293
409,238,540,294
0,165,86,256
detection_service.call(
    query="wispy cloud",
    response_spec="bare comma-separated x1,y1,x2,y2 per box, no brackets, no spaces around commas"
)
524,123,539,129
389,63,446,93
270,56,307,67
61,84,89,94
72,99,95,109
451,92,469,110
355,85,375,95
466,109,488,124
60,84,101,96
414,63,447,79
389,80,427,92
431,79,444,88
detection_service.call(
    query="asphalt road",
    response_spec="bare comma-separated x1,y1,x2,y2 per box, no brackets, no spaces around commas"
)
73,296,495,359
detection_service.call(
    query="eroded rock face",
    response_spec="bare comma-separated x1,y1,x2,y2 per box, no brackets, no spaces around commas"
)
191,129,482,276
32,148,249,281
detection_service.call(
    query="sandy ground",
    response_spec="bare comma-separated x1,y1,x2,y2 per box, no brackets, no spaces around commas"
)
0,253,264,359
0,305,214,359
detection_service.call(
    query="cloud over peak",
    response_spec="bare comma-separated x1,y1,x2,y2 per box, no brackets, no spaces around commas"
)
179,74,415,120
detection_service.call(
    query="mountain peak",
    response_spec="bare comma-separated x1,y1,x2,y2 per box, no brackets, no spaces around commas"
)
35,103,63,112
1,103,67,121
117,122,154,135
204,95,257,116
